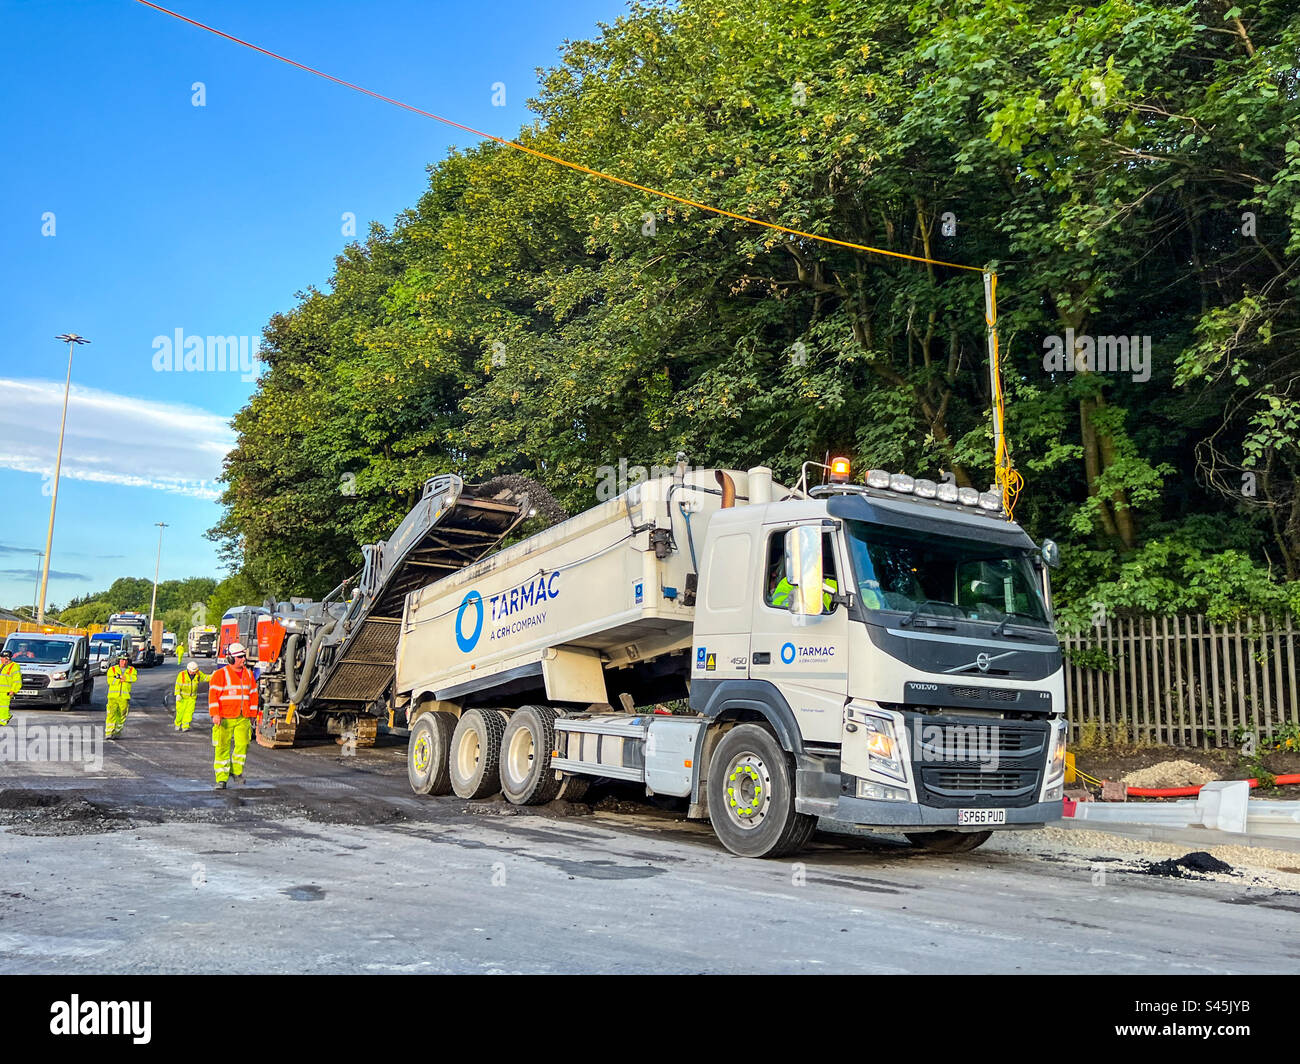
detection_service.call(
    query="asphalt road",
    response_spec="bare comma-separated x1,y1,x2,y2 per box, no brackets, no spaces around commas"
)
1,662,1297,974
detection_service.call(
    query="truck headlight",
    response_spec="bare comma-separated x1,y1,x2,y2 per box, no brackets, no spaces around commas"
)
863,715,905,781
51,672,67,681
1046,724,1067,781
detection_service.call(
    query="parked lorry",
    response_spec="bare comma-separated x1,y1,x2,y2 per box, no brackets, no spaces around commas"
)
253,459,1065,856
393,460,1066,857
105,612,160,667
187,625,217,657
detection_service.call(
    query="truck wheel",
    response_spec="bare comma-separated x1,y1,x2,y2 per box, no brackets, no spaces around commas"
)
500,705,561,806
449,708,508,800
905,830,993,853
408,711,456,796
707,724,816,859
78,680,93,706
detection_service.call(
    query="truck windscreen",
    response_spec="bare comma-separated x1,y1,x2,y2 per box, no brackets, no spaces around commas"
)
844,520,1048,627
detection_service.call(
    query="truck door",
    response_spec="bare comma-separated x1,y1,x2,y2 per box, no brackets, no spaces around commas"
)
749,523,849,743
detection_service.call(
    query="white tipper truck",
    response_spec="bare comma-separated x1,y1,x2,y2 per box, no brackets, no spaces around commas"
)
398,461,1067,858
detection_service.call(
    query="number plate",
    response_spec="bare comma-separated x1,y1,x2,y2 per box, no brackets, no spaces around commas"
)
13,689,36,697
957,808,1006,826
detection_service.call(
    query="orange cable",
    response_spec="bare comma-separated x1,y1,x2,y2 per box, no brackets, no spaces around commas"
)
132,0,985,274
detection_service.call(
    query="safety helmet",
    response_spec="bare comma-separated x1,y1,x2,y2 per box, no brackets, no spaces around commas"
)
228,642,247,657
186,661,199,673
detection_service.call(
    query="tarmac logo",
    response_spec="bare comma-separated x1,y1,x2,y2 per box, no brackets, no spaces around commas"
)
455,591,485,653
50,995,151,1044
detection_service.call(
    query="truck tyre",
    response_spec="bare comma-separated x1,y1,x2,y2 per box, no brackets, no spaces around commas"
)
449,708,508,800
905,830,993,853
408,711,456,796
499,705,561,806
77,679,93,706
707,724,816,858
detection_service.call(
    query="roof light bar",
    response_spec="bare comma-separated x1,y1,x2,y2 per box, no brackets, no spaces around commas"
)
855,468,1002,513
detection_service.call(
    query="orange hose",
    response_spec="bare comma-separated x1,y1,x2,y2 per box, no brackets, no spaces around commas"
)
1126,772,1300,798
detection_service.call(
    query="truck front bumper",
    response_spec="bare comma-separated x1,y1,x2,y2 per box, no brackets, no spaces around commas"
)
829,794,1062,830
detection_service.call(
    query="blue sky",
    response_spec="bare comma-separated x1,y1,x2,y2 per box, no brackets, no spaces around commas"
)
0,0,628,612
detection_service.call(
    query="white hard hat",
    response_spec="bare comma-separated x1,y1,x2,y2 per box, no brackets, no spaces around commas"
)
186,660,199,672
228,642,247,656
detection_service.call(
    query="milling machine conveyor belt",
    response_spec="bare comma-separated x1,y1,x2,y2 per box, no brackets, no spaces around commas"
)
305,475,532,712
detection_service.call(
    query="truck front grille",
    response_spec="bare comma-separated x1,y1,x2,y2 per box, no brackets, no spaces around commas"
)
904,711,1049,808
925,769,1038,796
21,675,50,689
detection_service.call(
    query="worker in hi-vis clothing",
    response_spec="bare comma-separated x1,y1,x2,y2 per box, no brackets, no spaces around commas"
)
0,648,22,726
208,642,259,789
173,660,209,732
105,653,139,740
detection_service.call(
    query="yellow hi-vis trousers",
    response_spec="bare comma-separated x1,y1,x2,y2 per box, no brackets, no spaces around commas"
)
212,717,252,782
106,695,131,736
174,696,197,730
0,693,11,725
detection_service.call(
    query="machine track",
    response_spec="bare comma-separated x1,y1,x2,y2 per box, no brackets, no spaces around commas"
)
256,710,298,749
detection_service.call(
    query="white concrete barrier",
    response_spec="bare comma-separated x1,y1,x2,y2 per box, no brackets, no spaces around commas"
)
1068,781,1300,841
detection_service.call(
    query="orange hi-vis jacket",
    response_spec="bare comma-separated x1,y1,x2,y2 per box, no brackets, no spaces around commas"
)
208,663,260,720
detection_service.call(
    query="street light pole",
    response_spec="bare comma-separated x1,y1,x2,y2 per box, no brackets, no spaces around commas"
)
30,550,44,622
37,333,90,624
148,521,168,647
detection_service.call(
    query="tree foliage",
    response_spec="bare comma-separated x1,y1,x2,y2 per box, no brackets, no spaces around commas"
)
213,0,1300,621
59,577,219,628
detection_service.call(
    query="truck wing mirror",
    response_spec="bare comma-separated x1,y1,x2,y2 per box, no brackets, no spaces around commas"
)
1041,539,1061,569
784,526,825,617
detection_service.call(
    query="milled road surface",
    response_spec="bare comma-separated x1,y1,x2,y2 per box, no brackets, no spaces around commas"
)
1,663,1297,974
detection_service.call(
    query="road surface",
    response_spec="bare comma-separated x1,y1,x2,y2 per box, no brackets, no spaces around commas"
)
1,661,1297,973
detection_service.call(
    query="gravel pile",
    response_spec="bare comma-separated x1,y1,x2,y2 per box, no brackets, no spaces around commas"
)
1121,760,1219,788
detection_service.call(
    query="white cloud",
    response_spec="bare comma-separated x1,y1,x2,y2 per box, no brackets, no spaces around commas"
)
0,378,236,499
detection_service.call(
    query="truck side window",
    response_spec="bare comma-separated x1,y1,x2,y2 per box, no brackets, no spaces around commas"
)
764,530,838,611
